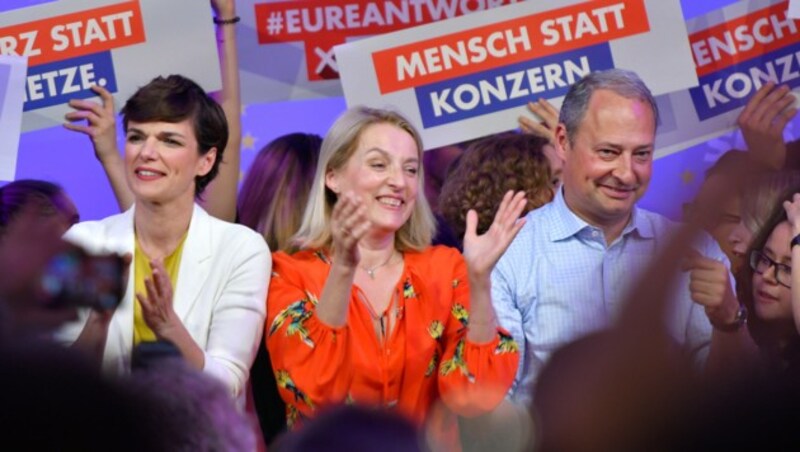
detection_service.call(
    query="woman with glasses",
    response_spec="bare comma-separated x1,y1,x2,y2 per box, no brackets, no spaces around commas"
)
728,171,800,274
736,188,800,373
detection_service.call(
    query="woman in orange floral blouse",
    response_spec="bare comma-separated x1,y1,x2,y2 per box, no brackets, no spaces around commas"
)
265,106,524,429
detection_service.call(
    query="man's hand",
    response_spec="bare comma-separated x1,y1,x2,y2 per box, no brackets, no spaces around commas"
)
683,251,741,331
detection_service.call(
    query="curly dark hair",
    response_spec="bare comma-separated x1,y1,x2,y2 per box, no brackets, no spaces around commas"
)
121,75,228,197
439,132,554,239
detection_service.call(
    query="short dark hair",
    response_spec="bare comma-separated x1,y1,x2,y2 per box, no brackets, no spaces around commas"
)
559,69,659,144
121,75,228,196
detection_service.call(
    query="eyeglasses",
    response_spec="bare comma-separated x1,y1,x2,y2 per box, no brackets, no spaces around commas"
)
749,250,792,288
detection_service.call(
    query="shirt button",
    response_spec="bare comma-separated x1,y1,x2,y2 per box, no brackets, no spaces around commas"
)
591,231,599,237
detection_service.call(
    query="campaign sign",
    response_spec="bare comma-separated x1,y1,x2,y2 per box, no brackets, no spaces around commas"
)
335,0,698,150
0,0,221,132
0,55,27,181
654,0,800,158
237,0,524,103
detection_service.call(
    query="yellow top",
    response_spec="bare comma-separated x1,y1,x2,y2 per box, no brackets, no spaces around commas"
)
133,235,187,345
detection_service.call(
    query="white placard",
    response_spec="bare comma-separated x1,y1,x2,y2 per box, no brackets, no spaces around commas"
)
0,0,222,132
335,0,698,150
236,0,527,103
0,55,27,181
789,0,800,18
654,0,800,158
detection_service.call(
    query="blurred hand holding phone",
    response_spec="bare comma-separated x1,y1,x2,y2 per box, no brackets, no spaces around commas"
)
41,246,125,311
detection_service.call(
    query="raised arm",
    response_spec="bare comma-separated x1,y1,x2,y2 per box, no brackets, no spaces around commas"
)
784,193,800,334
738,82,797,170
437,191,526,417
201,0,242,221
683,250,754,375
264,192,367,417
137,233,269,397
461,190,527,343
64,85,134,211
316,192,370,327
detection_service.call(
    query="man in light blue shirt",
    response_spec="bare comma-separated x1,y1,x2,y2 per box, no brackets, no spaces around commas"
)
491,69,742,407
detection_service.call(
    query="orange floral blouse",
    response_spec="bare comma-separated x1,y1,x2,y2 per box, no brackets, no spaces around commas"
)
265,245,519,428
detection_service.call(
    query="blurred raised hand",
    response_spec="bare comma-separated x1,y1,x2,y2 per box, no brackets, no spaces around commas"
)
738,82,797,169
0,204,77,335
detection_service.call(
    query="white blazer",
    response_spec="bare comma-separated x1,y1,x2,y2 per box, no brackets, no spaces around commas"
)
58,205,271,399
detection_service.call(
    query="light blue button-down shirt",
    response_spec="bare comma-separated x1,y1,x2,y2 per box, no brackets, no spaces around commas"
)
491,188,722,406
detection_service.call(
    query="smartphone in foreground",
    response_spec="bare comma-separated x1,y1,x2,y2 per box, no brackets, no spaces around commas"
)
41,246,124,311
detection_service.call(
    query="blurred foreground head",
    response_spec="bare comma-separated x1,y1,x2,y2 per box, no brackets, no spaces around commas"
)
272,405,422,452
0,179,78,237
127,354,256,452
0,343,162,450
0,181,79,337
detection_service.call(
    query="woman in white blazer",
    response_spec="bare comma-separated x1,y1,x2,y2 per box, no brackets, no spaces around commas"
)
58,75,270,400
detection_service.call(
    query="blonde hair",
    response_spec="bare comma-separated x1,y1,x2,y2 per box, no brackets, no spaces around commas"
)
292,106,436,251
741,170,800,235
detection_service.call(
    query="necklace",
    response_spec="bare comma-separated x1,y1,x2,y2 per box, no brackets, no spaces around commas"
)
361,251,396,279
357,289,399,343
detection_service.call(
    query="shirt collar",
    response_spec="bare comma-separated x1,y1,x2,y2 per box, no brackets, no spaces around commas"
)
549,187,589,241
626,203,654,239
549,187,654,241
